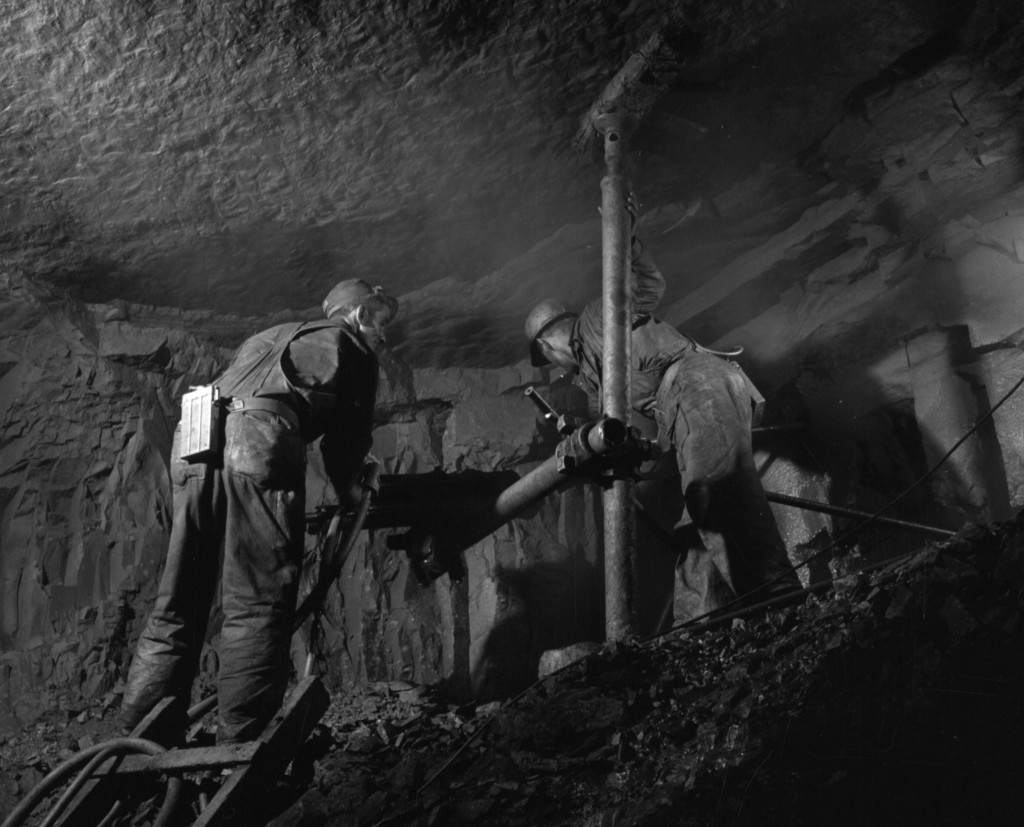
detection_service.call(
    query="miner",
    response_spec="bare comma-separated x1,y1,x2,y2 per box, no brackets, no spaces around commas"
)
524,200,800,622
117,279,397,743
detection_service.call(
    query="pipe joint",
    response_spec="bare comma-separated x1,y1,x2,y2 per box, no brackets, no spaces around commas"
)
556,417,658,477
555,417,619,474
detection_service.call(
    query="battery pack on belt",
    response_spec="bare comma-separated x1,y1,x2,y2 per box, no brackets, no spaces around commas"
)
180,385,226,463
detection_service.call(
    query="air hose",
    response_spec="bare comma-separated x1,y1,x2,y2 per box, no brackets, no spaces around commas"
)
0,738,182,827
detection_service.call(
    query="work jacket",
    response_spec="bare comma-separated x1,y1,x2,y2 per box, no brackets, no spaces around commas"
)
216,319,378,491
571,237,696,417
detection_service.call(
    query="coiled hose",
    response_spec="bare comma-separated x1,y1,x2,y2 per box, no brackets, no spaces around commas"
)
0,738,182,827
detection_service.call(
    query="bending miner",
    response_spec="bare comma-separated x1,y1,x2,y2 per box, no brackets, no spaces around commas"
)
525,198,800,622
117,279,398,743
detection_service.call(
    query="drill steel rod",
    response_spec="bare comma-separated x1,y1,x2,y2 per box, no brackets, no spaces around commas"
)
598,114,637,641
765,491,955,540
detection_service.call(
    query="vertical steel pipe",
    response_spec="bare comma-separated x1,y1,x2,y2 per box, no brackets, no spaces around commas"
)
597,114,636,640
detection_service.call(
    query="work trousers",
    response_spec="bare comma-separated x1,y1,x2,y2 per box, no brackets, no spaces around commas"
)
118,409,305,744
654,351,800,623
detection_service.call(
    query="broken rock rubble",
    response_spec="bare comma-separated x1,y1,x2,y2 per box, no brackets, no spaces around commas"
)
267,515,1024,826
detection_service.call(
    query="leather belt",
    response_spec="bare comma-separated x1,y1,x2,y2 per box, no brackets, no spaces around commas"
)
227,397,300,431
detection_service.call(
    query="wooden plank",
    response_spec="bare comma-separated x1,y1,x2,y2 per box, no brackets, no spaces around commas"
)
193,676,330,827
94,742,260,776
55,696,183,827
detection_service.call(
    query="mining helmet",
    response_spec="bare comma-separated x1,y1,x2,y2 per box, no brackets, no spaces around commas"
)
322,279,399,324
525,298,575,367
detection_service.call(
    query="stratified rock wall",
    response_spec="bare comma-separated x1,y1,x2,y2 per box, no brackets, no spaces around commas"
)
0,279,609,726
0,273,226,726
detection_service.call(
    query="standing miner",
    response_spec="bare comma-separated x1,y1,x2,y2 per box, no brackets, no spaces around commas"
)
117,279,397,743
524,200,800,622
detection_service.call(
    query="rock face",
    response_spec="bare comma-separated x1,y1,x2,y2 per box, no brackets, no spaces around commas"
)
0,276,229,725
2,1,1024,735
0,278,614,725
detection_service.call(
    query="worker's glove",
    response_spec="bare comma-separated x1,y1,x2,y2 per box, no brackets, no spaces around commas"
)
597,190,641,236
338,480,364,509
405,537,467,585
358,456,382,498
625,190,640,234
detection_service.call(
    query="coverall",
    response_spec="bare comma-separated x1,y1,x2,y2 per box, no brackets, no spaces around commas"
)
118,319,378,743
571,238,800,622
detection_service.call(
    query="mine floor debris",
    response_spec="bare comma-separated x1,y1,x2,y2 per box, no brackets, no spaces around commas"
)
278,516,1024,825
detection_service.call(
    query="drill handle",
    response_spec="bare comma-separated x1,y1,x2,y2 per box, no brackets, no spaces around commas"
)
525,387,577,435
525,386,559,419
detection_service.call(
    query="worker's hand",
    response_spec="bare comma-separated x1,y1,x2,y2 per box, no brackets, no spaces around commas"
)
358,455,382,497
597,190,641,235
338,480,365,509
625,190,640,235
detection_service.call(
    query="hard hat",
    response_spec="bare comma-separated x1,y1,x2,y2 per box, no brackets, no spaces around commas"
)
524,298,576,367
323,279,398,323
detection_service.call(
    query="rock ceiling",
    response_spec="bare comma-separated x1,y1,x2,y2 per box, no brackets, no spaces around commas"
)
0,0,1010,361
